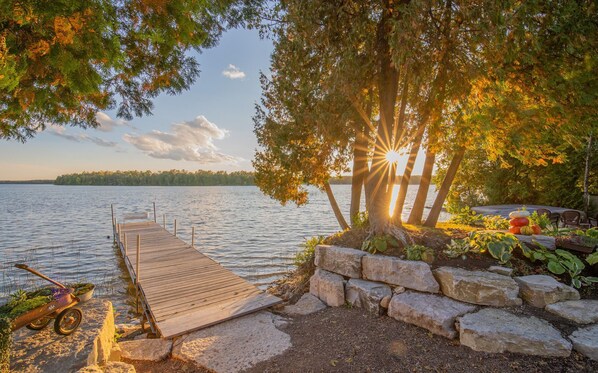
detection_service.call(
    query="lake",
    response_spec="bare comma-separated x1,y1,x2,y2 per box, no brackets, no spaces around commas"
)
0,184,445,319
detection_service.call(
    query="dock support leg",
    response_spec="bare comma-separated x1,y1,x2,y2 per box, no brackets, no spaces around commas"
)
136,235,141,314
153,202,156,223
191,226,195,247
111,204,116,244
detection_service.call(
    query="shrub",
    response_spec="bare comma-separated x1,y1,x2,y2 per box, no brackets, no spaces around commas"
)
524,244,598,288
449,206,483,226
443,239,472,259
529,211,551,230
482,215,510,230
352,212,369,229
405,245,435,263
294,236,326,268
361,234,399,254
468,231,519,264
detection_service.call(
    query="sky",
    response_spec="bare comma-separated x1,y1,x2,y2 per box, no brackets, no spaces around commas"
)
0,28,425,181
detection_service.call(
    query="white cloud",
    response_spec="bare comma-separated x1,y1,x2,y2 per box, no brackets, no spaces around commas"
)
95,112,128,132
123,115,240,164
222,64,246,80
48,125,118,148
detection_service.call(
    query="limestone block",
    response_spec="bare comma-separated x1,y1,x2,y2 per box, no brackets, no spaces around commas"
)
345,279,392,315
314,245,366,278
434,267,521,306
362,255,439,293
514,275,579,308
388,292,476,339
458,308,571,357
309,269,345,307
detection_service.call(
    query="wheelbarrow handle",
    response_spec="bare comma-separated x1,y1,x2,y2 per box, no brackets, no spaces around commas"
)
14,263,67,289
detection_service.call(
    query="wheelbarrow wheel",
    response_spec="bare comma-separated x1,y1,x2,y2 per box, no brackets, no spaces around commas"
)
54,308,83,335
26,316,52,331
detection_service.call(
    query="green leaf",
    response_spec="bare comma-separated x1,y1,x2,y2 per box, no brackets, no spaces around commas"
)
571,278,582,289
547,261,566,275
586,252,598,266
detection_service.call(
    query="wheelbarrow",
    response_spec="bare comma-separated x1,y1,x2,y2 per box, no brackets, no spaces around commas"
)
8,264,83,336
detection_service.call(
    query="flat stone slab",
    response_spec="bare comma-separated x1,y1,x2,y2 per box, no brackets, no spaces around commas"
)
488,266,513,276
11,299,115,373
309,268,345,307
118,339,172,362
569,324,598,361
78,362,136,373
514,275,579,308
345,279,392,315
388,292,476,339
514,235,556,251
545,300,598,324
282,293,327,316
434,267,522,306
172,311,291,373
314,245,366,278
458,308,572,357
362,255,439,293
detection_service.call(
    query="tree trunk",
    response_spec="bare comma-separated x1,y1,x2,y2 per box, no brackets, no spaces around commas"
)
324,181,349,230
366,5,400,235
584,132,593,216
392,124,425,222
424,147,465,227
350,124,370,226
407,141,436,224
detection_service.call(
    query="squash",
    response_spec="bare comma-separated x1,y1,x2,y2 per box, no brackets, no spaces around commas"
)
509,210,531,219
520,226,534,235
509,226,521,234
509,217,530,227
531,225,542,235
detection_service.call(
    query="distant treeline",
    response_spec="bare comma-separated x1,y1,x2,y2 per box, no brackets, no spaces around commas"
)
0,180,54,184
54,170,255,186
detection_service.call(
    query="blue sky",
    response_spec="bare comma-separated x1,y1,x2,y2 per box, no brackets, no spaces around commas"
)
0,28,425,181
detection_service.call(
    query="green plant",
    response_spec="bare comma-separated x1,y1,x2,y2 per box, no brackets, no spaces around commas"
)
352,212,369,230
7,290,27,308
0,317,11,373
526,245,598,288
482,215,510,230
361,234,399,254
587,250,598,266
405,245,435,263
529,211,551,230
468,231,519,264
448,206,483,226
571,228,598,247
295,236,326,267
443,239,472,259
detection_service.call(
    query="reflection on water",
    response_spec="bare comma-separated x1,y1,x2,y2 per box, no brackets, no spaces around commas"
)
0,184,445,318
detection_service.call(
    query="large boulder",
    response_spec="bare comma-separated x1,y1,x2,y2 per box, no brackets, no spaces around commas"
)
388,292,476,339
345,279,392,316
118,339,172,362
362,255,439,293
545,300,598,324
458,308,572,357
314,245,366,278
309,269,345,307
514,275,579,308
569,324,598,361
11,299,115,373
282,293,327,316
172,312,290,373
434,267,522,306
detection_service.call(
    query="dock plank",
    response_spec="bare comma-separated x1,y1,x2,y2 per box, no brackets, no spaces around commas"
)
117,221,281,338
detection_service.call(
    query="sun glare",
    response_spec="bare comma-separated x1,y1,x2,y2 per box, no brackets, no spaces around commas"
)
385,150,401,163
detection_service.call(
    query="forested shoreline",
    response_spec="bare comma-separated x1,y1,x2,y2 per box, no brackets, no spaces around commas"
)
54,170,255,186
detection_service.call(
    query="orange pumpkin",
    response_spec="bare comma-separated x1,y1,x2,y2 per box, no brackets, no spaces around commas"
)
531,225,542,235
509,226,521,234
509,217,529,227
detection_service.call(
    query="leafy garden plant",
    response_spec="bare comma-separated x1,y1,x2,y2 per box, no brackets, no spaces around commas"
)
405,245,435,263
529,211,551,230
468,231,520,264
352,212,369,230
443,238,473,259
448,206,484,226
361,234,399,254
294,236,326,267
482,215,510,230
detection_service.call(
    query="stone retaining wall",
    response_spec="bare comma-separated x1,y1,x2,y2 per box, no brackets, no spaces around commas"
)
308,244,597,361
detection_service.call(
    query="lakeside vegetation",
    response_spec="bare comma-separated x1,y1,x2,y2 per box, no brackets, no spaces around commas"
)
54,170,255,186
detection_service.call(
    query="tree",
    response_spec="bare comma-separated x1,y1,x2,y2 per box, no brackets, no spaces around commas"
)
0,0,262,141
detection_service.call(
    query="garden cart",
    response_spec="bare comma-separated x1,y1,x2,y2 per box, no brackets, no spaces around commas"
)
8,264,83,336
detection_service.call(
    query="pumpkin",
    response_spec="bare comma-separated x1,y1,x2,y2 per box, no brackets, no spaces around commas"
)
509,210,531,219
509,226,521,234
531,225,542,235
520,226,534,235
509,217,530,227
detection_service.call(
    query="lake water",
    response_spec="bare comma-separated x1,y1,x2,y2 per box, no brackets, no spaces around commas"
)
0,184,445,319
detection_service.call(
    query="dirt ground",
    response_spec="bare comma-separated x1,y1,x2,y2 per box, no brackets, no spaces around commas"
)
127,306,598,373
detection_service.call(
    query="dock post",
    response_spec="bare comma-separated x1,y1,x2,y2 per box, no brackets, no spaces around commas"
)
111,204,116,244
153,202,156,223
191,226,195,247
136,234,141,314
174,219,177,237
163,214,165,228
123,232,128,256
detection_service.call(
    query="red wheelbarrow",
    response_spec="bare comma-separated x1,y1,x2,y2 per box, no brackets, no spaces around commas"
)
7,264,83,336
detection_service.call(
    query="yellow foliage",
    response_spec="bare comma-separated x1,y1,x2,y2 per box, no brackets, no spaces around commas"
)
54,14,85,45
27,40,50,59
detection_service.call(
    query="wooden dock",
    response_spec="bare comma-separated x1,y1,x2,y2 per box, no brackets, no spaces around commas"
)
114,220,281,338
